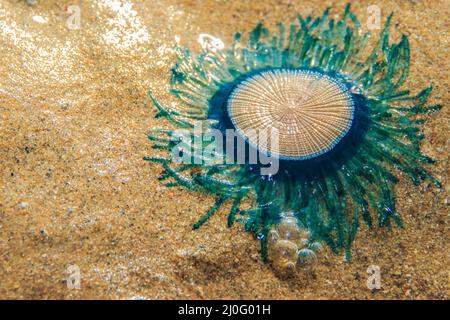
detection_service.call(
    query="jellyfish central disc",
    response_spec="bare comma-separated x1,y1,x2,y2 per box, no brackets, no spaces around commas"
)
227,69,355,160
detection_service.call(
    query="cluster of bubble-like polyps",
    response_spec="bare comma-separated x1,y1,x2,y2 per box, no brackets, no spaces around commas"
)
268,212,322,273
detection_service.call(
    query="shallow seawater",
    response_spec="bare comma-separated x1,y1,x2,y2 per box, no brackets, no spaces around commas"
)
0,0,448,299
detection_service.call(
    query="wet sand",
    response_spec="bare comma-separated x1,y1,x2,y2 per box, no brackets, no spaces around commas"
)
0,0,448,299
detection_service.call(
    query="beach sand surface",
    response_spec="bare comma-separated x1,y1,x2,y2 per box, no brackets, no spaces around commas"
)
0,0,448,299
